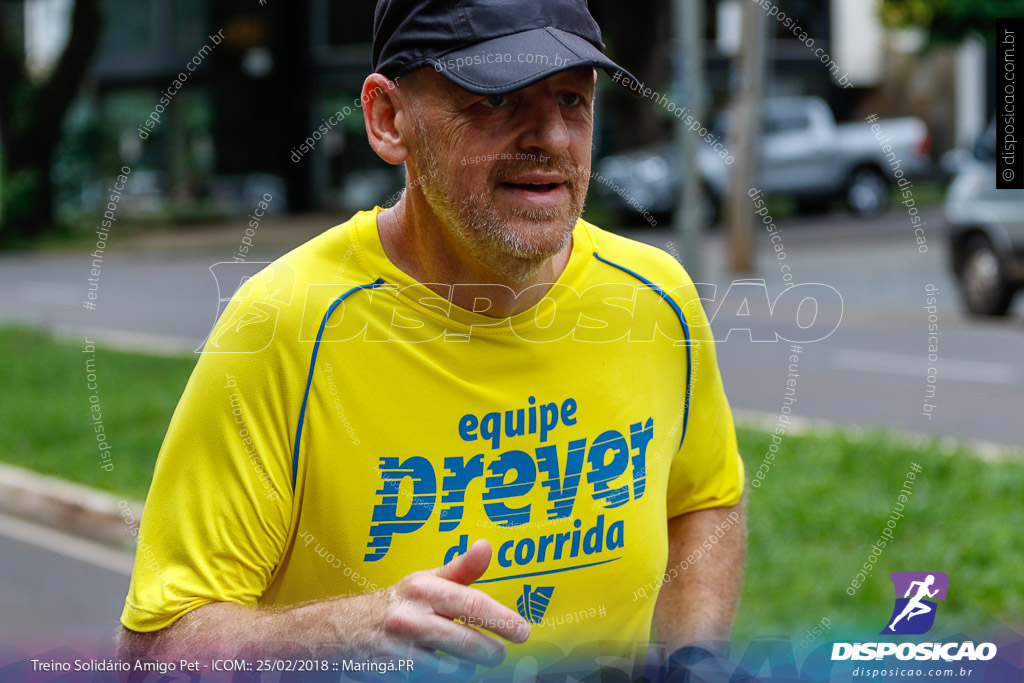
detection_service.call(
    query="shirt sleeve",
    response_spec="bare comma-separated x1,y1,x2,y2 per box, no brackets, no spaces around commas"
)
121,264,299,632
664,289,746,519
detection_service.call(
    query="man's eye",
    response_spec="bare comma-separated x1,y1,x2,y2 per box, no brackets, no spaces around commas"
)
482,94,507,108
560,93,582,107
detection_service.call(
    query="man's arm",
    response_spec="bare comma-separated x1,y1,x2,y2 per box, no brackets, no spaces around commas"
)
652,500,746,655
117,597,376,661
116,540,530,667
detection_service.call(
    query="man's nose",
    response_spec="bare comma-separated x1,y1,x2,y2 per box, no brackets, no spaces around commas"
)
517,96,571,158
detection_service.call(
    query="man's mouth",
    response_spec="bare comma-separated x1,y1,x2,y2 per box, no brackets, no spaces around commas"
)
497,171,571,204
500,181,562,194
497,181,570,208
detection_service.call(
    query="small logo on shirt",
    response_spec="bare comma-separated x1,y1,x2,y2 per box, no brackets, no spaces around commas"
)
517,585,555,623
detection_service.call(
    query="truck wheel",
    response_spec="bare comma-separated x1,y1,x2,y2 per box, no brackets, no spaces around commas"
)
795,196,832,215
845,168,889,217
702,184,721,226
958,234,1016,316
654,187,718,228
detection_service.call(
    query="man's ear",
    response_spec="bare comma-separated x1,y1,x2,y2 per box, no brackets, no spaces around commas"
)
362,74,408,165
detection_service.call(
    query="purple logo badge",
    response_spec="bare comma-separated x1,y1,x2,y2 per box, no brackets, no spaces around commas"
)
881,572,949,635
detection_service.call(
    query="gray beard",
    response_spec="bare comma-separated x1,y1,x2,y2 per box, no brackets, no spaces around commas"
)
408,122,582,283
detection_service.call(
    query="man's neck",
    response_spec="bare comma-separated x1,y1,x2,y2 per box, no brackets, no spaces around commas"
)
376,198,574,319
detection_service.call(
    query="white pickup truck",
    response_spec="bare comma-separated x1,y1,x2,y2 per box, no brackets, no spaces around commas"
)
595,96,931,222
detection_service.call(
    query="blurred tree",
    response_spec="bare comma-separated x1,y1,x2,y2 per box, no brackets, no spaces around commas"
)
590,0,673,149
0,0,101,245
879,0,1024,44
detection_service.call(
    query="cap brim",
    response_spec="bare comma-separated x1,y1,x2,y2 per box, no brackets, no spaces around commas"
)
427,27,642,97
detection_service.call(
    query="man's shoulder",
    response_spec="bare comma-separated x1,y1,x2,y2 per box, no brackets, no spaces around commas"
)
270,211,374,284
204,211,376,355
580,220,694,292
238,210,379,302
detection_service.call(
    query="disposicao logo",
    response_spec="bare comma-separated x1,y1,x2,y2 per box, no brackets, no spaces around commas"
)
881,571,948,635
832,572,997,662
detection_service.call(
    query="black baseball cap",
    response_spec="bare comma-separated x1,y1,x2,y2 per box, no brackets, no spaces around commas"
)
372,0,640,96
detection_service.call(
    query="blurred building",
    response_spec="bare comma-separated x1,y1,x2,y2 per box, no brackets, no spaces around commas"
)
4,0,994,220
710,0,987,145
9,0,388,220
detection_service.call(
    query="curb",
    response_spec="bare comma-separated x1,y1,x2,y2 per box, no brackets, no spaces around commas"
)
733,410,1024,462
0,462,143,551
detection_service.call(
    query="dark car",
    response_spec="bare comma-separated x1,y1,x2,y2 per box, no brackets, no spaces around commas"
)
946,122,1024,316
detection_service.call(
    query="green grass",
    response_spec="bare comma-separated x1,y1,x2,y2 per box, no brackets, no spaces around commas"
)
734,427,1024,642
0,326,196,500
0,325,1021,640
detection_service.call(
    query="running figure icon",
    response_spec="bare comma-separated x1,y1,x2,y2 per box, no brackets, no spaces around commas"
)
887,574,939,631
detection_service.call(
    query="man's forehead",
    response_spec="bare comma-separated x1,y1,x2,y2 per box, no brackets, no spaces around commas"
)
404,66,595,100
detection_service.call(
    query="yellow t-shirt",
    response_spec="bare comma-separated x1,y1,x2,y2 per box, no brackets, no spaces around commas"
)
121,207,744,672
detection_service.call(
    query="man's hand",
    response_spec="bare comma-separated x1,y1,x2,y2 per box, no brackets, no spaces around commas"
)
373,539,531,666
117,539,530,668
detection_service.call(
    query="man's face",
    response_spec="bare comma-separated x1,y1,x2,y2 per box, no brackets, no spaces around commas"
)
397,67,595,279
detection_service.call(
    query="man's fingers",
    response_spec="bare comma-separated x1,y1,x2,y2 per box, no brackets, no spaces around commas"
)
413,614,509,667
382,609,506,667
433,538,492,585
429,582,531,644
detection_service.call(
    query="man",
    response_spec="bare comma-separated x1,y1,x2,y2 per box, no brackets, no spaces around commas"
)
117,0,746,677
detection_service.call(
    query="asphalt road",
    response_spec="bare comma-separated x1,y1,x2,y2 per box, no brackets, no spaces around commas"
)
0,513,130,656
2,205,1021,445
630,208,1024,447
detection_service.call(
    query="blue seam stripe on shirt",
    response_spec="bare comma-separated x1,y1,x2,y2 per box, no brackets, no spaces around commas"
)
591,252,693,449
292,278,387,489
